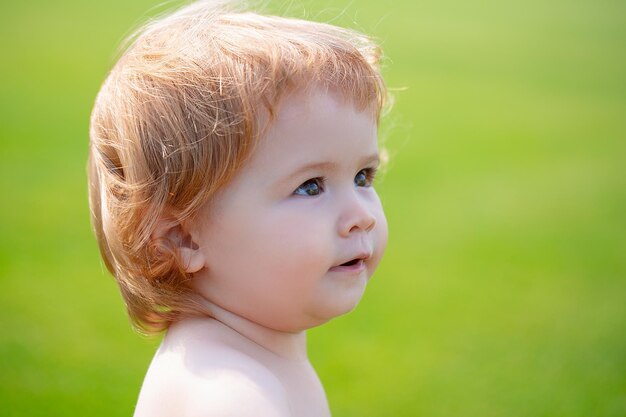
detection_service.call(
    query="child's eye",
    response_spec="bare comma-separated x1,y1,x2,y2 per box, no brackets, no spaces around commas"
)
294,177,325,196
355,168,377,187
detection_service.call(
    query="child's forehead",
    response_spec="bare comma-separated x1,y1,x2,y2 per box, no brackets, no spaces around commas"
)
264,88,376,134
249,90,379,169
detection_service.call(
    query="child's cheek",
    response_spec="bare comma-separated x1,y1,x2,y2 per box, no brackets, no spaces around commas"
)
369,190,388,253
263,206,332,269
372,207,389,273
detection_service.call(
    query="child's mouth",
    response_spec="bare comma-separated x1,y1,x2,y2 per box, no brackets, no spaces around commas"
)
340,258,360,267
329,258,366,274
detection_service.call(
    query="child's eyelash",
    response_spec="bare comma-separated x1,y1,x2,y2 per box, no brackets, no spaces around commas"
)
293,176,326,196
314,176,327,189
355,167,378,187
294,167,379,197
363,167,378,182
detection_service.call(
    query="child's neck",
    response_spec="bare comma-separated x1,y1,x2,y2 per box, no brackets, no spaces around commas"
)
201,299,309,362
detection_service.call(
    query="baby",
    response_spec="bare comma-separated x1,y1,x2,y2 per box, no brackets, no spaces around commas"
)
88,1,388,415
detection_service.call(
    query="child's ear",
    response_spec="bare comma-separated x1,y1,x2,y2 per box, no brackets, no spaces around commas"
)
152,220,205,274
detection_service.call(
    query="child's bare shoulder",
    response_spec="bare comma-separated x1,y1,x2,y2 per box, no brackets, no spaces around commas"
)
134,318,291,417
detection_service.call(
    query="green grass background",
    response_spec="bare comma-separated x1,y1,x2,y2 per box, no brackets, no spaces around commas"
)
1,0,625,415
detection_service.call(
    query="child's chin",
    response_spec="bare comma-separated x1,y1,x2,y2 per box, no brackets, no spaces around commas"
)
316,285,367,323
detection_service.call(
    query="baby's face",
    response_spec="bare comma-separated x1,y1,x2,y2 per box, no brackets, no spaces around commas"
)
189,90,388,332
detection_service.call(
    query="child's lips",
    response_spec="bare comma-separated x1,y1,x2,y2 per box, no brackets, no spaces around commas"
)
329,259,365,273
328,255,369,273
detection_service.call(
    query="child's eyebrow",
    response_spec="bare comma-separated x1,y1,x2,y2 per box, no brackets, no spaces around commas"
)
280,153,380,183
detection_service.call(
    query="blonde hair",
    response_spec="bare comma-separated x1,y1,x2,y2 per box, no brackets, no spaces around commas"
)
88,0,387,334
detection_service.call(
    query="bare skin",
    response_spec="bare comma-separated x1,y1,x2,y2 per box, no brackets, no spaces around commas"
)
134,304,330,417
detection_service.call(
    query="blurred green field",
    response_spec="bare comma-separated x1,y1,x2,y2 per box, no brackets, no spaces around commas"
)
1,0,625,416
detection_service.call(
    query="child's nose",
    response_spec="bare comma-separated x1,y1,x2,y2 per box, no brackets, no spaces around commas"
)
337,192,377,237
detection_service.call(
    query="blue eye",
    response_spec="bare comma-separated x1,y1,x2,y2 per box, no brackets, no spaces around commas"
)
294,177,325,196
355,168,377,187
